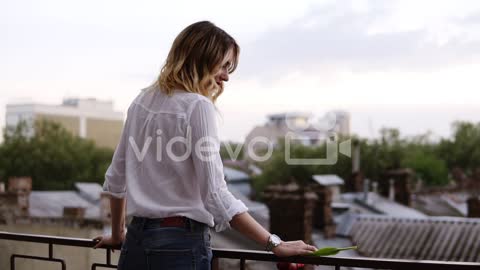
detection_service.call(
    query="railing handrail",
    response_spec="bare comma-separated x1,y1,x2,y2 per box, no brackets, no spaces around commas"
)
1,231,480,270
0,230,119,248
213,248,480,270
1,231,119,270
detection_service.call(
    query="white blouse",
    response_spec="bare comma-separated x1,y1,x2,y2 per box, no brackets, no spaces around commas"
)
102,85,248,232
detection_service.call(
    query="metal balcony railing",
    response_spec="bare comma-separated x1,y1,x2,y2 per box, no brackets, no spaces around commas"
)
1,231,479,270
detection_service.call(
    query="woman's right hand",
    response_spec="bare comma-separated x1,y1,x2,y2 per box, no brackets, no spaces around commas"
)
92,233,125,250
272,240,317,257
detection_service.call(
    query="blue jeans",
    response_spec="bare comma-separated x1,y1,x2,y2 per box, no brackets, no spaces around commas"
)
117,217,212,270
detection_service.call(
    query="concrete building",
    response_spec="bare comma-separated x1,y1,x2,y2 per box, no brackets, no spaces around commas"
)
330,110,350,136
244,111,350,160
6,98,124,149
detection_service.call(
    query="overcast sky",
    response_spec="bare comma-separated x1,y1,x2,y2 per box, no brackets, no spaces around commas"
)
2,0,480,142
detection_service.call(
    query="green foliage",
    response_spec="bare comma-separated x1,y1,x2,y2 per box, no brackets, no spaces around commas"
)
220,141,244,161
252,140,352,198
2,117,479,193
0,120,114,190
437,121,480,173
254,122,480,194
253,143,315,194
402,150,449,186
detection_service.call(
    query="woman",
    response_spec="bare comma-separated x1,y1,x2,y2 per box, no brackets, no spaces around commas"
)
93,21,317,270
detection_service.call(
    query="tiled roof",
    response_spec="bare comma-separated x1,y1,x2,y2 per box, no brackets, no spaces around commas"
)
29,191,100,219
344,214,480,262
413,192,473,217
413,193,464,217
74,182,103,203
26,183,104,220
441,193,469,216
341,192,427,218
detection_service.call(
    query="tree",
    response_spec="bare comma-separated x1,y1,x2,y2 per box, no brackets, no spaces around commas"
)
402,150,449,186
252,124,465,193
437,121,480,173
220,141,244,161
252,138,352,199
0,120,114,190
358,128,406,183
252,142,318,198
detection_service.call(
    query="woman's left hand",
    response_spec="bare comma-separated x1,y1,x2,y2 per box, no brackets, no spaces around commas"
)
272,240,317,257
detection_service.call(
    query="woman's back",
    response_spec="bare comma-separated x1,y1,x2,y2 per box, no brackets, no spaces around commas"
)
104,85,247,232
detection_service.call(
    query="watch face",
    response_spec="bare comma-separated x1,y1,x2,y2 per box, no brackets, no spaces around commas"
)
271,234,281,246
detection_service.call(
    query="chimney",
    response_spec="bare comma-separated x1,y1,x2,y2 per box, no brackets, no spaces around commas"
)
372,181,378,193
8,177,32,194
263,182,318,244
352,141,360,173
0,193,30,222
348,171,364,192
467,197,480,218
381,169,413,206
471,167,480,196
311,185,336,238
452,167,468,190
388,179,395,201
6,177,31,217
363,178,370,202
63,207,86,219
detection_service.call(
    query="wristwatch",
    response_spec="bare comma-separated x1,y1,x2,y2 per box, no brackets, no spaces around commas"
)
265,234,282,251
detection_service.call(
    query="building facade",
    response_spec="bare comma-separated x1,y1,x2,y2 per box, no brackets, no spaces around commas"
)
244,111,350,159
6,98,124,149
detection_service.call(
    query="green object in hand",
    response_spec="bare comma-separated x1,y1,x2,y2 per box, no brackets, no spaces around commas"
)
309,246,357,256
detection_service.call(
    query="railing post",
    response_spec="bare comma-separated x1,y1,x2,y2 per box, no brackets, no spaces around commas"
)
106,248,111,265
49,243,53,258
211,257,219,270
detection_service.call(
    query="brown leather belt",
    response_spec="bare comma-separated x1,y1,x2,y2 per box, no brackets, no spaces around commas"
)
158,216,188,227
133,216,189,228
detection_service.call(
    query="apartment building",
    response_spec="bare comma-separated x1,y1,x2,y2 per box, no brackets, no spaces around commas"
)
6,98,124,149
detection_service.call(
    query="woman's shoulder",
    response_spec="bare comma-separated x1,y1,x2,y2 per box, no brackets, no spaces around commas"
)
173,89,212,103
168,90,215,114
128,84,213,115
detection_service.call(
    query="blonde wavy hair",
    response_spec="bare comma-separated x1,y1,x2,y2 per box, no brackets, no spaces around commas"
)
156,21,240,102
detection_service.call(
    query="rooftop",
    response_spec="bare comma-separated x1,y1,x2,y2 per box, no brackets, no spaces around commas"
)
312,174,345,186
28,182,103,220
340,192,427,218
339,214,480,262
29,191,99,219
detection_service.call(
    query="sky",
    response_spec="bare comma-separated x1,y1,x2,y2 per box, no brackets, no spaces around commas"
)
2,0,480,142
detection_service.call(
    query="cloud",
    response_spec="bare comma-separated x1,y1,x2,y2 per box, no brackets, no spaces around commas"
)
462,12,480,24
236,1,480,83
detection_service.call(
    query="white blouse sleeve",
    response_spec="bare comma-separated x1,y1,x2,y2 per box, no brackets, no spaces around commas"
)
102,106,132,199
189,99,248,232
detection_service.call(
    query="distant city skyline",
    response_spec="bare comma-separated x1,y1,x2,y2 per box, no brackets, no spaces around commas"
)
2,0,480,142
3,98,478,143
